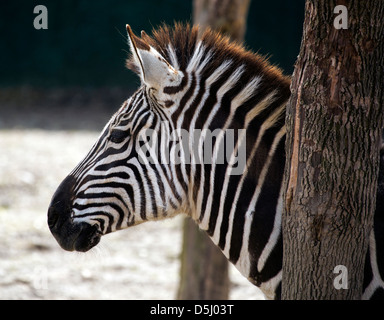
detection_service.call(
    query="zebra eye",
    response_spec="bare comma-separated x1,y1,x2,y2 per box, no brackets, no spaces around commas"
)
108,129,127,144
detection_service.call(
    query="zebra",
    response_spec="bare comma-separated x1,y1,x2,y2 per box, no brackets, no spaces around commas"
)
47,23,384,299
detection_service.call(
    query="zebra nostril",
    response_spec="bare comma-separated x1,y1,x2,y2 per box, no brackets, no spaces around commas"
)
47,174,76,231
47,207,59,229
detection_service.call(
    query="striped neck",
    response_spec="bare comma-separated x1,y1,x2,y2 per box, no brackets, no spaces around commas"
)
163,35,291,298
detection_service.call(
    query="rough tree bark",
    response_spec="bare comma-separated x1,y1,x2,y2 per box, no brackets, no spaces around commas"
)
282,0,384,299
177,0,250,300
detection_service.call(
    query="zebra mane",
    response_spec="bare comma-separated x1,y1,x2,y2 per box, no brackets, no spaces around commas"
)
126,22,291,92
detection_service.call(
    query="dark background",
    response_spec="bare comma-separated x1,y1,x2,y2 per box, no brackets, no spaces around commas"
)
0,0,305,88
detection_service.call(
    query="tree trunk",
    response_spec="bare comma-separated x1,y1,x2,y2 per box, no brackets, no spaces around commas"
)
282,0,384,299
193,0,250,40
177,217,229,299
177,0,250,300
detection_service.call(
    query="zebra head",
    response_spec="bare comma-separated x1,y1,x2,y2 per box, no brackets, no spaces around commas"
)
48,25,194,252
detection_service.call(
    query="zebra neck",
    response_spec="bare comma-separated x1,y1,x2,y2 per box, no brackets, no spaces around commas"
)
169,41,291,296
189,91,288,297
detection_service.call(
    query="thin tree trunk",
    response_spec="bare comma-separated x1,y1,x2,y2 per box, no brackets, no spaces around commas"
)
193,0,251,40
177,0,250,300
282,0,384,299
177,217,229,299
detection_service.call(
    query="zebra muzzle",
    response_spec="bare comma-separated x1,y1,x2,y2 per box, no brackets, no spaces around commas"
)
48,175,101,252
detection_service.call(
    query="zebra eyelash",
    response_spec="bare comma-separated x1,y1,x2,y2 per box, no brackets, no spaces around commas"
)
108,128,130,144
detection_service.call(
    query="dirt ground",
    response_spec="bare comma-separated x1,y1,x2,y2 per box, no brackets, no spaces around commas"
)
0,87,264,300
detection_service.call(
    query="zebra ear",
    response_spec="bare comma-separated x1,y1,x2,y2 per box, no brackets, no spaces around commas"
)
126,25,180,91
